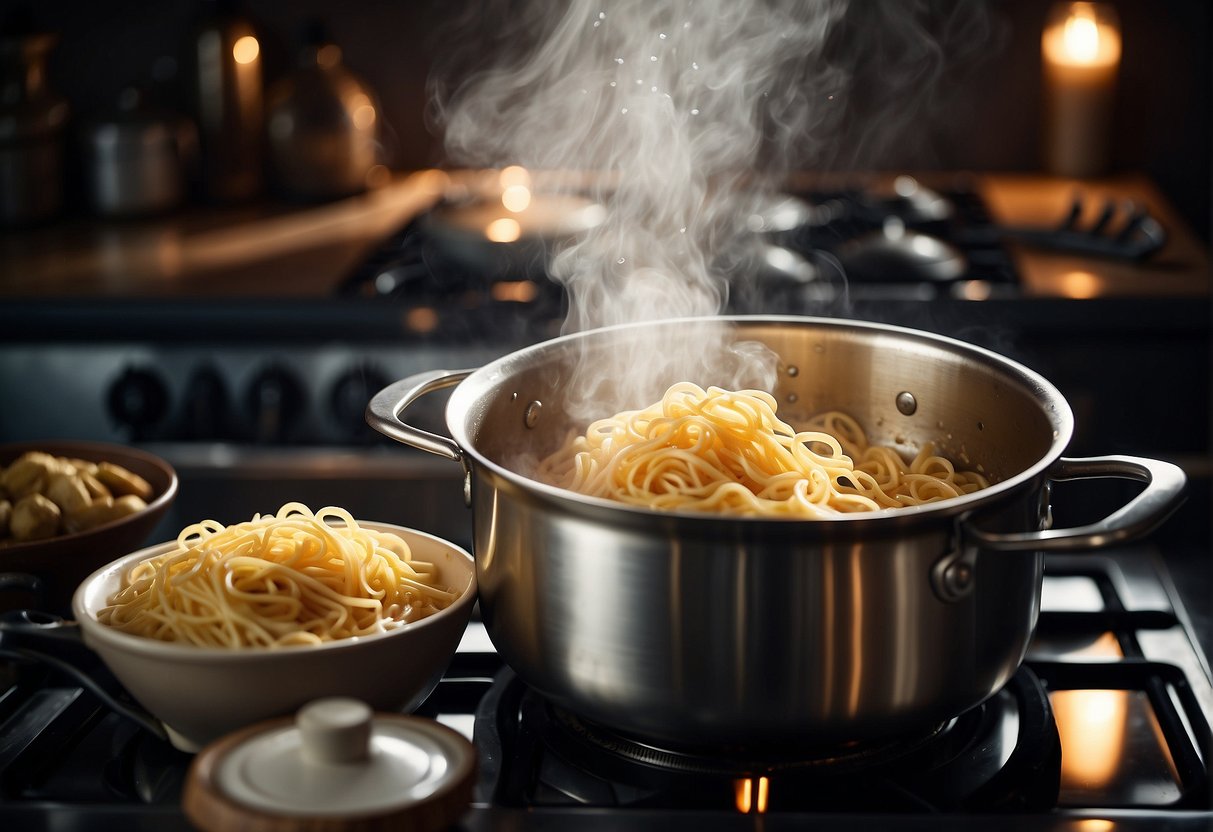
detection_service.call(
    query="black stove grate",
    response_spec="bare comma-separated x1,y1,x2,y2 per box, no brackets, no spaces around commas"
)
336,182,1020,327
473,665,1059,813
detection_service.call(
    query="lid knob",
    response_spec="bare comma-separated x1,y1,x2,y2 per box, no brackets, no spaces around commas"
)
297,697,372,765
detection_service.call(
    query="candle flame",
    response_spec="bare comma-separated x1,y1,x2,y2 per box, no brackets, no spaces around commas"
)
1062,6,1100,64
232,35,260,65
1044,2,1120,68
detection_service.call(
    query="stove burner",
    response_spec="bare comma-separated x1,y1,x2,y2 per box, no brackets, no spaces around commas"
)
546,702,949,776
336,181,1019,325
475,666,1061,812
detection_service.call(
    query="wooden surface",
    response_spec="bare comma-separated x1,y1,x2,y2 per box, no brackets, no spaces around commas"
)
0,170,451,299
0,170,1206,300
973,172,1210,299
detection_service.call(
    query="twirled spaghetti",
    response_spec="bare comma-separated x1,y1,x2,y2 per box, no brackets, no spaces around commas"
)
97,503,461,648
535,383,989,517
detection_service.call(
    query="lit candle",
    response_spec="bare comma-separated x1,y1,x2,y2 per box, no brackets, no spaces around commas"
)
1042,2,1121,177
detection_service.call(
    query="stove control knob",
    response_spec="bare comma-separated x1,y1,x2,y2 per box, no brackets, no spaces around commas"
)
180,365,232,440
107,366,170,440
330,364,391,441
246,365,306,444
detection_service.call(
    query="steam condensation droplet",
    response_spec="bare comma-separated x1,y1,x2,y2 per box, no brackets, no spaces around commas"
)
659,32,667,39
593,21,601,28
609,81,616,87
614,57,624,64
598,11,605,19
692,61,700,70
650,55,658,62
651,86,658,92
617,257,626,264
620,107,628,114
690,108,700,115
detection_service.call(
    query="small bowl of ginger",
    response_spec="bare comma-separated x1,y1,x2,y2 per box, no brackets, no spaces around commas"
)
0,441,177,612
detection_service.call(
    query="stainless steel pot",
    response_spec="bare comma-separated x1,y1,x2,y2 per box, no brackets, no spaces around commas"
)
367,316,1185,748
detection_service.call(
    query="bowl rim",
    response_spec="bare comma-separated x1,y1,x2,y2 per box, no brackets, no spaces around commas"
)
72,520,477,662
0,439,179,554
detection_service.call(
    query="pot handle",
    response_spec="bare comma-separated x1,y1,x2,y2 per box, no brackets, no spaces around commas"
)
969,455,1186,553
366,369,476,463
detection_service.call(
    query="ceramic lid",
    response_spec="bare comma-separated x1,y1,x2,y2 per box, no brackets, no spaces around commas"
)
183,698,476,832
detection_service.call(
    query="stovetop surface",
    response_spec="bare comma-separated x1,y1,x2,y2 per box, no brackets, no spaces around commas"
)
337,182,1020,321
0,545,1210,830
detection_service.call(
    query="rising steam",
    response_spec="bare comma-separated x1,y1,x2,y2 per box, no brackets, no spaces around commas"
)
430,0,994,420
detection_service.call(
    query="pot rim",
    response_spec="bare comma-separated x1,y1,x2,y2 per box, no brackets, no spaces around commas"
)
447,314,1075,525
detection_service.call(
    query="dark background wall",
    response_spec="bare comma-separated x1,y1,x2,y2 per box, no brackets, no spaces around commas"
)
6,0,1210,241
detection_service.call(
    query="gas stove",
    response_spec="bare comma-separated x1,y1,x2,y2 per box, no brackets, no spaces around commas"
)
337,179,1020,314
1,545,1209,829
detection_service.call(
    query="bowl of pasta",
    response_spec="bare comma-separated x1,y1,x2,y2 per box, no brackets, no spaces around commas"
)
70,504,476,752
368,314,1186,748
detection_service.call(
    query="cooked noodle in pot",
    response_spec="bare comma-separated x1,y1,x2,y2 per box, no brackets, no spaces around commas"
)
535,383,988,517
97,503,460,648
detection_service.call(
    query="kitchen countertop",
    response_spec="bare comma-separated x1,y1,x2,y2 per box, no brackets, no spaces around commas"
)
977,173,1209,299
0,170,1207,301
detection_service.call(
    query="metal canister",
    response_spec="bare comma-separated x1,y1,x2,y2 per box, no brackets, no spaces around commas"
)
266,22,380,201
84,90,196,218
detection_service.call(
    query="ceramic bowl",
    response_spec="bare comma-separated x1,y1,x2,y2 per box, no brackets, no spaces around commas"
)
0,441,177,612
72,522,477,751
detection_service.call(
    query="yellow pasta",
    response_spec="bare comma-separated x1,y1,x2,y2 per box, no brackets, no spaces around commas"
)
97,503,461,648
535,383,988,517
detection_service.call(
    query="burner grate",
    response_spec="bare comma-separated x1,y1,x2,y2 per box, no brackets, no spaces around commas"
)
547,703,949,776
475,666,1059,813
336,183,1021,324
